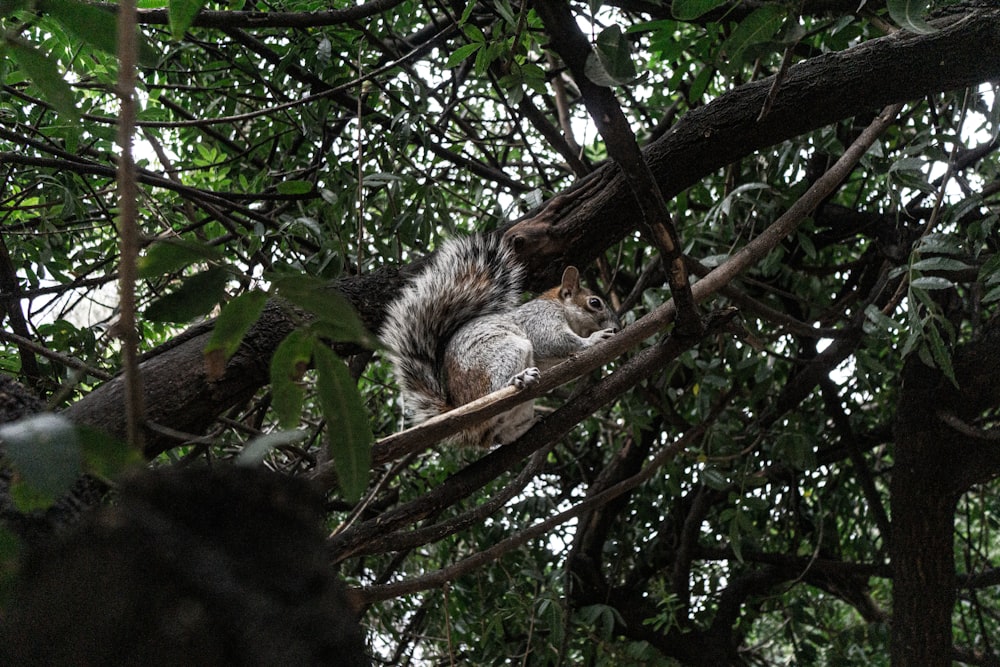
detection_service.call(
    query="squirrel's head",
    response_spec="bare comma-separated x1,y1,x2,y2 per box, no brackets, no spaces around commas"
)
549,266,621,336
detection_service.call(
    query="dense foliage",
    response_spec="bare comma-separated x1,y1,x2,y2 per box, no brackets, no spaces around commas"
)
2,0,1000,665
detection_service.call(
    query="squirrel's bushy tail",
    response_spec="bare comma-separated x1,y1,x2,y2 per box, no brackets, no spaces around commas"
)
381,234,524,423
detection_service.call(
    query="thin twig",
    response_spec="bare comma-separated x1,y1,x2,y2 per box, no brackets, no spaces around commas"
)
357,422,709,603
0,330,113,381
115,0,144,450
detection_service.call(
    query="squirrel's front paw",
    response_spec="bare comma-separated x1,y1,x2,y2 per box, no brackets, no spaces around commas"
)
510,366,540,389
587,328,617,344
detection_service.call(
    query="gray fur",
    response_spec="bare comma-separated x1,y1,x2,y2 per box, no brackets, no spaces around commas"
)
381,235,619,447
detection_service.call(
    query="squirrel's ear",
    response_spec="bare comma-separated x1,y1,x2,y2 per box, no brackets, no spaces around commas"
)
560,266,581,298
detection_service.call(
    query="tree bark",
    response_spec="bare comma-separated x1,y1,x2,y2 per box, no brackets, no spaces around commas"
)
62,301,295,458
890,413,960,667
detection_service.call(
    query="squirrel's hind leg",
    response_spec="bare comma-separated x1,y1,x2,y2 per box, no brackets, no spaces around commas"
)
447,329,538,446
494,340,538,444
493,403,537,445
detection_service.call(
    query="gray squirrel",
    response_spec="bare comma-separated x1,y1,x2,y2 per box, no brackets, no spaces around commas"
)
381,234,621,447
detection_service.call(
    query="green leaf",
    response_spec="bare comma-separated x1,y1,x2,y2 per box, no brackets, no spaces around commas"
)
204,289,268,379
313,343,371,502
0,413,82,510
909,257,971,273
796,231,816,260
925,322,957,387
445,42,481,68
889,156,926,175
718,5,785,72
671,0,727,20
494,0,516,26
270,273,375,347
458,0,476,24
887,0,936,34
977,252,1000,282
729,513,744,562
168,0,205,40
39,0,158,67
910,276,954,291
6,38,80,121
462,23,485,44
144,266,229,323
701,466,729,490
915,233,964,256
236,429,308,466
863,304,899,333
362,172,403,188
40,0,116,56
900,308,924,358
276,180,313,195
473,40,501,76
982,284,1000,304
269,329,313,429
585,25,638,87
138,237,222,279
688,65,713,103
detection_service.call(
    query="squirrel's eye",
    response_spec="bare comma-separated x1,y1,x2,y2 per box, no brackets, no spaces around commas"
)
588,297,603,310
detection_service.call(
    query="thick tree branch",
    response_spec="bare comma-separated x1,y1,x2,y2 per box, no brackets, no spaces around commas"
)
61,8,1000,461
510,8,1000,284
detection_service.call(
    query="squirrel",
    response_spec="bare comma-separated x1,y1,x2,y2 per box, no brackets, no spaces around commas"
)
381,234,621,448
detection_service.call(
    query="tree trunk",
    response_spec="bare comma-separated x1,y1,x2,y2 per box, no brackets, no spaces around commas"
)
889,449,958,666
891,316,1000,665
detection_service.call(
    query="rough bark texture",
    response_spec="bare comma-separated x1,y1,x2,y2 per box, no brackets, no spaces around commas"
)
62,300,290,457
61,270,406,458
